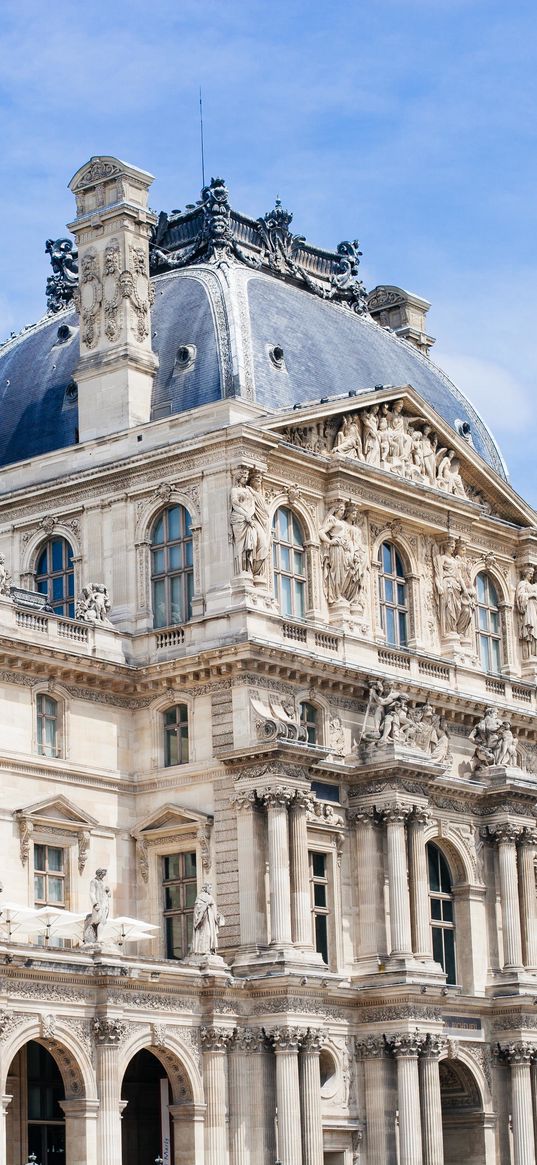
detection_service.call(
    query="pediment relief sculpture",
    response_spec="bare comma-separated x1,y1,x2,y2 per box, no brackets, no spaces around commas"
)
319,501,368,611
279,398,477,501
358,679,451,767
14,796,98,869
469,707,520,773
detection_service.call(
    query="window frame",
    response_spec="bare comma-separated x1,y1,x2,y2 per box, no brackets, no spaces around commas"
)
378,540,409,648
427,842,457,985
34,537,75,618
161,849,198,960
272,506,307,620
300,701,319,745
36,693,60,758
33,842,67,909
163,703,189,768
475,571,502,675
151,504,194,631
309,849,330,965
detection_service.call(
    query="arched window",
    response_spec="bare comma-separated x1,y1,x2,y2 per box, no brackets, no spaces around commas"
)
151,505,193,629
36,694,59,757
272,507,306,619
300,701,318,744
378,541,408,647
163,704,189,767
427,842,456,985
475,572,502,674
35,538,74,617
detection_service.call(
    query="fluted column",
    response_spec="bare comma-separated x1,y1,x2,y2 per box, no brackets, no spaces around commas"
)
408,808,433,959
270,1027,304,1165
356,1038,391,1163
0,1095,12,1165
94,1018,127,1165
489,824,524,969
518,829,537,969
499,1043,536,1165
300,1030,325,1165
262,788,294,946
201,1026,233,1165
350,808,379,964
383,804,413,957
389,1033,426,1165
419,1037,446,1165
289,792,315,949
231,790,267,948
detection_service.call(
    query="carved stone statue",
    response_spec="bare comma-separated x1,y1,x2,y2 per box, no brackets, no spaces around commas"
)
76,583,112,625
230,468,270,577
45,237,79,312
191,882,224,955
469,707,518,771
360,681,450,764
515,567,537,659
433,538,476,638
333,414,363,459
83,868,111,944
319,501,367,607
0,554,11,597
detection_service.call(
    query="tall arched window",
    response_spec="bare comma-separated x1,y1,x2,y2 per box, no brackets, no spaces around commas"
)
35,538,74,617
475,572,502,674
36,694,59,757
378,541,408,647
163,704,189,767
427,842,456,984
272,507,306,619
151,505,193,629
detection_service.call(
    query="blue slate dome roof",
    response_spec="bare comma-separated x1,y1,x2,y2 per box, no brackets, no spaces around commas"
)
0,188,506,478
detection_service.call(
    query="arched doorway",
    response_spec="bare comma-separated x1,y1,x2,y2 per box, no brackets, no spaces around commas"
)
440,1058,486,1165
6,1041,65,1164
121,1050,173,1165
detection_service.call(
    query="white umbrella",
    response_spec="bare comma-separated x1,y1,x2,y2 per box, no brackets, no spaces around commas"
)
0,902,41,939
27,907,87,944
99,916,159,946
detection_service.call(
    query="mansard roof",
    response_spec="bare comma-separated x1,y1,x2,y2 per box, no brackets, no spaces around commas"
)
0,177,506,478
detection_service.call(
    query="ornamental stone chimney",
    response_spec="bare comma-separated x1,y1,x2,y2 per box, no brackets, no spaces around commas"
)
67,155,158,441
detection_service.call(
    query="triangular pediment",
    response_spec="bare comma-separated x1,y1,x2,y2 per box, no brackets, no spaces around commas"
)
15,795,98,829
263,384,536,528
131,802,212,839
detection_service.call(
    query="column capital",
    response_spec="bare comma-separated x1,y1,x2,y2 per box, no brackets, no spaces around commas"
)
261,785,296,808
410,805,432,827
388,1032,427,1058
200,1025,234,1053
266,1025,307,1052
421,1034,448,1060
291,789,315,811
93,1018,127,1046
229,789,257,812
301,1028,326,1055
355,1035,388,1059
518,827,537,847
381,803,411,824
348,806,376,826
232,1026,266,1053
487,822,523,845
497,1041,537,1065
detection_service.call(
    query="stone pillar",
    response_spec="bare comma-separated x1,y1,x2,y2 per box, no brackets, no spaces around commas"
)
262,788,294,947
490,824,524,970
350,808,379,965
389,1033,426,1165
289,792,315,949
229,1032,250,1165
169,1102,206,1165
94,1018,127,1165
0,1095,12,1165
356,1038,392,1164
383,804,413,958
270,1027,304,1165
518,829,537,969
408,807,433,960
201,1026,232,1165
60,1098,99,1165
231,791,267,949
300,1030,325,1165
500,1043,536,1165
419,1036,446,1165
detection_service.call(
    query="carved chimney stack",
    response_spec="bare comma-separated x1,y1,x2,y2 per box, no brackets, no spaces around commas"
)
367,285,435,355
67,155,158,442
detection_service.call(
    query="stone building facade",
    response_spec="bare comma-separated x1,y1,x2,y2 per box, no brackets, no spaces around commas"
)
0,155,536,1165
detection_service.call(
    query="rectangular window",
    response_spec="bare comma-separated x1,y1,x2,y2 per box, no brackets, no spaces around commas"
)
309,850,329,964
310,781,340,803
34,845,65,907
164,705,189,767
36,695,58,757
162,851,197,959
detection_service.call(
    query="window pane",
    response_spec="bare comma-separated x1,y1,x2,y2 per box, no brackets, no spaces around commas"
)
52,576,64,600
432,926,444,967
166,730,178,767
384,578,394,604
444,930,456,984
439,852,452,893
185,540,193,567
51,540,63,572
386,607,396,645
153,579,166,628
34,844,46,871
314,883,327,908
491,639,501,673
152,548,166,574
428,846,440,892
382,543,392,573
169,543,181,571
164,706,177,726
314,914,328,964
165,885,181,911
398,611,407,645
165,915,183,959
44,718,57,755
184,852,197,878
48,877,64,903
278,508,289,541
281,575,292,615
430,898,442,920
185,882,197,909
294,550,304,576
280,546,290,572
163,854,180,881
395,551,405,577
478,607,488,631
476,574,486,602
442,899,454,923
170,575,183,624
47,847,63,872
37,549,48,574
312,853,326,878
168,506,180,541
294,579,305,619
152,516,165,545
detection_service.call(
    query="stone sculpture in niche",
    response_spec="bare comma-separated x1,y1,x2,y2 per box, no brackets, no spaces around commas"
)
469,707,520,771
433,538,476,638
83,868,111,944
76,583,112,625
319,501,367,608
359,679,450,763
229,467,270,578
0,554,11,597
192,882,224,955
515,566,537,659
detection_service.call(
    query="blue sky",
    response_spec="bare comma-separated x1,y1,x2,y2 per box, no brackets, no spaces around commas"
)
0,0,535,504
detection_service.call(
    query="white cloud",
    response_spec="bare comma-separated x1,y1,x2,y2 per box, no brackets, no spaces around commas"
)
433,351,533,435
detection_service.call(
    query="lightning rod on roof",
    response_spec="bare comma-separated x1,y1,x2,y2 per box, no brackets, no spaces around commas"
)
199,88,206,191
